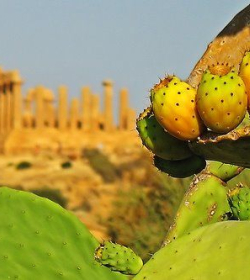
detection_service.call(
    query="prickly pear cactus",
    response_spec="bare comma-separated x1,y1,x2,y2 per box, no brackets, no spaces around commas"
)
154,154,206,178
0,187,127,280
150,76,205,140
228,185,250,220
189,127,250,168
136,107,192,160
205,161,244,182
134,221,250,280
132,4,250,280
239,51,250,103
164,174,231,244
95,241,143,275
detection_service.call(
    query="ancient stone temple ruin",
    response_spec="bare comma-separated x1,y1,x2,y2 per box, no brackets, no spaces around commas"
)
0,67,137,154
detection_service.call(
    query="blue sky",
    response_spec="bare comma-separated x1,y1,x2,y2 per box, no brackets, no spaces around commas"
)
0,1,249,119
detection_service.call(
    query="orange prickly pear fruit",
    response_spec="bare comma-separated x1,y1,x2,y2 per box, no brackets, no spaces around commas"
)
197,64,247,133
150,76,205,141
239,51,250,107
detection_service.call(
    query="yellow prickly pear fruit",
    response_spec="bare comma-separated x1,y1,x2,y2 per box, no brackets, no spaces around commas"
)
239,51,250,108
197,64,247,133
150,76,205,141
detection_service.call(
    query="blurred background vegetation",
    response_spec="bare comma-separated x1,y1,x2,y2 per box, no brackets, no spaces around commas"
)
3,147,250,262
82,148,190,261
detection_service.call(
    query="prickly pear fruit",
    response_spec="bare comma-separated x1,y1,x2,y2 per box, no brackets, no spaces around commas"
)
150,76,205,140
136,107,193,160
228,185,250,220
134,221,250,280
164,174,231,244
239,51,250,106
95,241,143,275
0,187,126,280
197,64,247,133
154,154,206,178
205,161,244,182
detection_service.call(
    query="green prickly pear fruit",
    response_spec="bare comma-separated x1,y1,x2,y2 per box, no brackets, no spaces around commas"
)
228,184,250,220
239,51,250,107
205,161,244,182
154,154,206,178
134,221,250,280
150,76,205,140
164,174,231,244
136,107,193,160
0,187,127,280
95,241,143,275
197,64,247,133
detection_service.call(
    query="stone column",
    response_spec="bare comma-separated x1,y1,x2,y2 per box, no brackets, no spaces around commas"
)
1,92,7,134
81,86,91,131
5,72,12,132
91,94,100,131
44,89,55,127
47,103,56,128
11,70,23,129
119,88,129,130
24,91,33,113
35,86,45,129
43,90,50,127
103,80,114,132
127,108,136,131
23,89,33,128
2,74,8,134
70,98,79,130
58,85,68,130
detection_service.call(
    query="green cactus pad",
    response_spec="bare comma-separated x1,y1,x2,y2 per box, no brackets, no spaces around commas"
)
164,174,231,244
95,241,143,275
205,161,244,181
228,185,250,220
189,127,250,168
135,221,250,280
136,108,192,160
0,187,127,280
154,154,206,178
